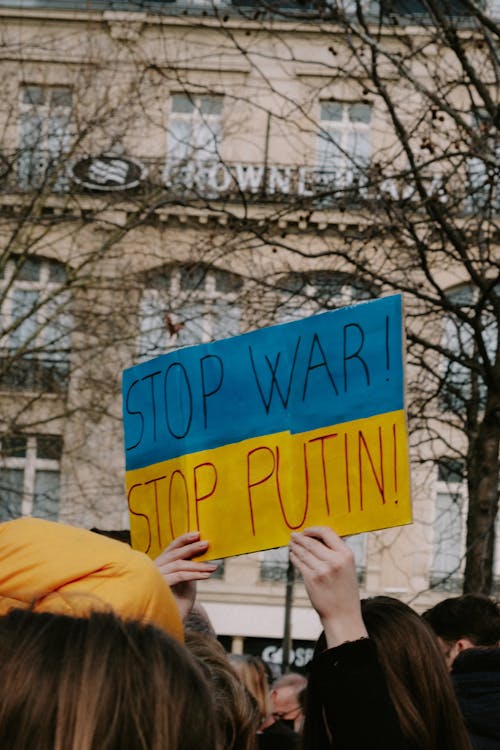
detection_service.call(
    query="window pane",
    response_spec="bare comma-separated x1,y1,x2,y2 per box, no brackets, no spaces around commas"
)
50,87,72,108
214,269,243,294
195,119,221,160
349,103,371,123
317,130,342,171
0,468,24,521
48,259,67,284
1,435,27,458
345,533,367,582
261,546,289,582
431,491,463,587
171,94,195,114
33,469,60,521
19,113,42,150
437,458,465,484
176,301,206,347
36,434,63,460
199,95,223,115
138,293,167,359
40,295,71,362
440,285,475,410
10,289,39,349
351,280,374,300
347,130,371,165
320,102,343,121
167,120,194,162
15,256,41,282
211,300,240,340
47,115,72,152
180,265,206,291
448,284,474,306
22,85,45,106
18,115,44,188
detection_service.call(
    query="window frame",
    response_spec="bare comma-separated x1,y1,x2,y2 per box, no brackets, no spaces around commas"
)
164,92,225,194
0,256,71,393
0,434,62,522
138,264,243,362
316,100,372,196
430,458,466,591
18,83,73,192
274,270,377,324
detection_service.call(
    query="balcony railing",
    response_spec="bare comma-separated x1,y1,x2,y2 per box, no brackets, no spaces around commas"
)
3,151,372,206
0,354,69,393
2,151,498,216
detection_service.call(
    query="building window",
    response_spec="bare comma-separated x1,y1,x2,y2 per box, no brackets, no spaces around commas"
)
164,93,224,196
231,0,320,9
381,0,476,16
18,84,73,191
316,101,371,202
440,283,498,412
430,458,466,590
467,108,499,215
275,271,376,323
0,434,62,522
138,264,243,361
260,546,290,582
0,256,71,392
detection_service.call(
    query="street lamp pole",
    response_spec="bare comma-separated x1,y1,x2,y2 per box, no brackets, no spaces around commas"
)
281,550,295,674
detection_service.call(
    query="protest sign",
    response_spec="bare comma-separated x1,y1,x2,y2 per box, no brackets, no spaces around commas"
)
122,294,411,560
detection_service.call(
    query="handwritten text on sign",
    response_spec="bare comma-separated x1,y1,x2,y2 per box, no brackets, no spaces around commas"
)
122,295,411,559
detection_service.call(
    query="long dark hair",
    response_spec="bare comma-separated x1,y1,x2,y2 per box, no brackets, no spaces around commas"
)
0,608,217,750
360,596,471,750
302,596,472,750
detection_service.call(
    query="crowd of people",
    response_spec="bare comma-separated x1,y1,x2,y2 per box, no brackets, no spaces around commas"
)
0,516,499,749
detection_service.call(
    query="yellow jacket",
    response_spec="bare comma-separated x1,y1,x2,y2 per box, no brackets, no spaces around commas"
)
0,517,183,641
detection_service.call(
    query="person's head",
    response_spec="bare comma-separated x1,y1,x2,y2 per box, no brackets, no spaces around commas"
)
229,653,271,727
184,601,217,639
422,594,500,668
270,672,307,733
359,596,471,750
185,630,260,750
0,608,217,750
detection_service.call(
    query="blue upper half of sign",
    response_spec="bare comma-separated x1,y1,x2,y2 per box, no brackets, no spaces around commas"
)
123,294,404,471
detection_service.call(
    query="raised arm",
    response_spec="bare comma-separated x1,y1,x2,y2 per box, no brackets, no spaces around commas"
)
289,526,367,647
290,527,409,750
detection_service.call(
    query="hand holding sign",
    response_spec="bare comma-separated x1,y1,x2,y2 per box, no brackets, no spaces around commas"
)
154,531,218,620
290,527,368,648
123,295,411,560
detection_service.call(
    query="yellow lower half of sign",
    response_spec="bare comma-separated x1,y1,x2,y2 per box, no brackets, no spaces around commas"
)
126,409,412,560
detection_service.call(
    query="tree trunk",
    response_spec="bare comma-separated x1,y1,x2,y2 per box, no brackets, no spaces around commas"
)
463,388,500,594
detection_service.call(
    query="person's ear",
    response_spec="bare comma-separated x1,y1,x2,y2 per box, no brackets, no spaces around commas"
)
455,637,475,654
444,638,474,669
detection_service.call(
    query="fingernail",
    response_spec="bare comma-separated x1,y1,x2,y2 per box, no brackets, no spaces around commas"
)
187,531,200,539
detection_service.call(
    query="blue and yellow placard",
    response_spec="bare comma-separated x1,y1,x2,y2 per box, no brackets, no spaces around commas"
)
122,294,411,559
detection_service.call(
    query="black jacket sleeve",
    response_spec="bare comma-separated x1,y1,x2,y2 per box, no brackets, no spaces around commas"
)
302,637,410,750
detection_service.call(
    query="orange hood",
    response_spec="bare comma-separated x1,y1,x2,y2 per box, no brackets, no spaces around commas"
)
0,517,183,641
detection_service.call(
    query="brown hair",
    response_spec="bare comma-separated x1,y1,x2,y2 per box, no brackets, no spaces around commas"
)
186,631,260,750
0,608,217,750
361,597,472,750
229,653,271,727
422,593,500,646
